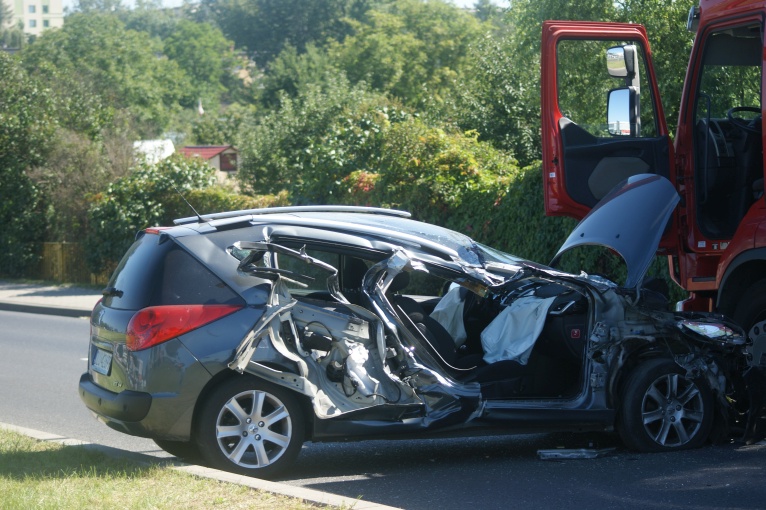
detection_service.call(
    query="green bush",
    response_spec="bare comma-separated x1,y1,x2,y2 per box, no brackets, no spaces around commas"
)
163,187,290,220
84,154,285,275
358,122,514,225
236,75,406,202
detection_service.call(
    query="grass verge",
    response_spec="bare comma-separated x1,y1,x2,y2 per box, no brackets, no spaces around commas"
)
0,428,317,509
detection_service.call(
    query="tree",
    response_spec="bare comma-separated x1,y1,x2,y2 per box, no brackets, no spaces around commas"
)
29,111,139,243
118,0,180,40
0,0,26,50
259,43,338,108
164,20,237,103
236,74,392,200
0,0,12,29
72,0,125,12
21,12,193,136
440,34,540,166
328,0,485,106
0,52,56,276
191,103,251,145
473,0,503,22
198,0,374,64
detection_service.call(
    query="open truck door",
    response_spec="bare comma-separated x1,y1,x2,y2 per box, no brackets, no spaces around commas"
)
541,21,673,220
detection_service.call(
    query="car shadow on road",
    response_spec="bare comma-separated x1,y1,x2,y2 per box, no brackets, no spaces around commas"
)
272,433,766,510
279,431,624,480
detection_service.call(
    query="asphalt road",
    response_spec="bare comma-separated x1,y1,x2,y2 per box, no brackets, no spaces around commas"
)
3,310,766,509
0,310,162,455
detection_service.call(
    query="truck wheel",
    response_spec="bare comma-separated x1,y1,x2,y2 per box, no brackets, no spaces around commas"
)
196,376,305,479
732,279,766,336
619,358,713,452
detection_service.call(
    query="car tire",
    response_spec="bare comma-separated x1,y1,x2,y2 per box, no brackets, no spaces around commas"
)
196,376,305,478
732,279,766,337
153,439,200,461
619,358,713,452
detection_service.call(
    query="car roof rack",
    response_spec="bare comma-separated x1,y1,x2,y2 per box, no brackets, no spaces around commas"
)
173,205,412,226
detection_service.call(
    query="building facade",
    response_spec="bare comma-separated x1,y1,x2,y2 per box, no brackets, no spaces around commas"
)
10,0,63,36
180,145,239,185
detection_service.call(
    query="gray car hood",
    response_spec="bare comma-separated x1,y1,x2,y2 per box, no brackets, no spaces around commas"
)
550,174,679,290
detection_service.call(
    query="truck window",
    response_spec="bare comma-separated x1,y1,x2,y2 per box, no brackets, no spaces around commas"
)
557,39,658,138
692,23,763,240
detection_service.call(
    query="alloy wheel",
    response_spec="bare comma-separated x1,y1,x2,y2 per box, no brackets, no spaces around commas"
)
215,389,293,468
640,372,705,447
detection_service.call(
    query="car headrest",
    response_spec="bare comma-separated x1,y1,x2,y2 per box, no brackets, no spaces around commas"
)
343,257,369,289
388,272,410,293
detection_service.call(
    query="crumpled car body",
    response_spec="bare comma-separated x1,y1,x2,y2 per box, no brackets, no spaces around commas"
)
79,174,766,478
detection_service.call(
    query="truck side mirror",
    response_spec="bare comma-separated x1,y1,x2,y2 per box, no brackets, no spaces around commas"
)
606,45,639,89
607,46,629,78
607,87,640,136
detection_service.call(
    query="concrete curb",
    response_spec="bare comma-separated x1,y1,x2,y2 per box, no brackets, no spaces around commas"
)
0,422,403,510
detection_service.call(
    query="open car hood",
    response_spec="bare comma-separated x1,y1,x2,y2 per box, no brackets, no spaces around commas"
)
550,174,679,290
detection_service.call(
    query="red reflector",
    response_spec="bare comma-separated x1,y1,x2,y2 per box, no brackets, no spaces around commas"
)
570,329,581,339
126,304,243,351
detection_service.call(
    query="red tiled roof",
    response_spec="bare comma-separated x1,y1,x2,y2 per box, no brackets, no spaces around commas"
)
180,145,235,160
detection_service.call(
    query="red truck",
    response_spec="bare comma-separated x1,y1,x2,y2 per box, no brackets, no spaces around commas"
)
541,1,766,355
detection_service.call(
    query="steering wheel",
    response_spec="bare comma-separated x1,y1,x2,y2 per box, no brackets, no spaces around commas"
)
727,106,762,134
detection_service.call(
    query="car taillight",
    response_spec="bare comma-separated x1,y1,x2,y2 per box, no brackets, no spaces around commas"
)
126,304,243,351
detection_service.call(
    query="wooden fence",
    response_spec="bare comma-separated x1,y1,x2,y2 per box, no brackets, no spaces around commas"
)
29,242,109,286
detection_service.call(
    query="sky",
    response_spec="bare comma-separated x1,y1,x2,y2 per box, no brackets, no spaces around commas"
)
63,0,510,13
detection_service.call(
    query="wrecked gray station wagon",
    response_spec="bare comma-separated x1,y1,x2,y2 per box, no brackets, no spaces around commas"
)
79,174,766,478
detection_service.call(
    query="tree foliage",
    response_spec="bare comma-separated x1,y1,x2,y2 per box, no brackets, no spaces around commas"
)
21,13,193,135
0,0,25,50
198,0,373,64
236,67,518,230
259,43,338,108
440,33,539,166
72,0,125,12
237,74,390,200
328,0,484,106
30,112,138,244
0,53,56,276
118,0,180,39
0,0,12,27
191,104,251,145
164,20,237,103
3,0,705,290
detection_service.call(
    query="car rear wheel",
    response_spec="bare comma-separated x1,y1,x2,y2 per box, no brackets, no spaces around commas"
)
196,376,305,478
619,358,713,452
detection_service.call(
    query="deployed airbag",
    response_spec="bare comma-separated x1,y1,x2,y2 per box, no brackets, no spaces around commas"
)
430,286,468,347
481,295,556,364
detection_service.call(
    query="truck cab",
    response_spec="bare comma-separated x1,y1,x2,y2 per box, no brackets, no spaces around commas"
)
540,1,766,341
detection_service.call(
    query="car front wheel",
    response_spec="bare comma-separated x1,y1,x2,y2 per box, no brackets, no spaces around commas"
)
619,358,713,452
196,376,305,478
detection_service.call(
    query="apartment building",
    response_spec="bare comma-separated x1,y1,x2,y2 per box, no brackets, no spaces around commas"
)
8,0,63,36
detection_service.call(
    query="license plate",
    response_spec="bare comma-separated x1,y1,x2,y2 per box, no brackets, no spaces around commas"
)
92,349,112,376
